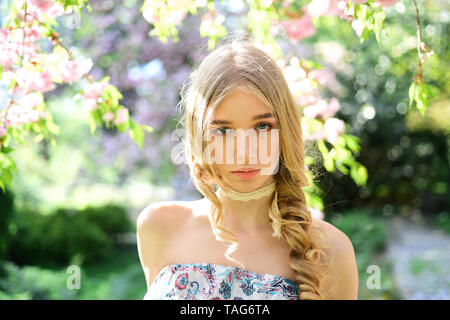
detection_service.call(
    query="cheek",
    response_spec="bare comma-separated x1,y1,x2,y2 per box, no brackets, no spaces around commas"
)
258,130,280,164
206,135,234,165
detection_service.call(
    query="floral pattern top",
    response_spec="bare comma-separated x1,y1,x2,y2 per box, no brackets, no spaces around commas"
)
143,262,299,300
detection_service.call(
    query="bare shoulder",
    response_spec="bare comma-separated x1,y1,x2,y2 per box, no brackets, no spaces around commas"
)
136,200,193,234
312,217,359,300
312,218,354,252
136,200,195,289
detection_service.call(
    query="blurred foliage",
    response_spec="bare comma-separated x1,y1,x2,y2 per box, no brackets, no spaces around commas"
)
328,208,400,299
0,246,146,300
78,204,133,238
0,187,14,259
4,202,132,268
309,1,449,217
433,211,450,234
0,0,448,300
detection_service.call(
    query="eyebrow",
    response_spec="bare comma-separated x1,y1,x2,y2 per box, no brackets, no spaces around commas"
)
210,113,274,126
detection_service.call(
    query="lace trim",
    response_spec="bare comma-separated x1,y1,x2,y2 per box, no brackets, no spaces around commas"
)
220,182,282,239
221,182,276,201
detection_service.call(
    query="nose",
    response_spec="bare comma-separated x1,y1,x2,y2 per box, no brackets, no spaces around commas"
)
235,129,258,165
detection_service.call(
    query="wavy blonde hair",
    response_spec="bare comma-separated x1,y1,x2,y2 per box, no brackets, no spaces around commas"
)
178,32,332,300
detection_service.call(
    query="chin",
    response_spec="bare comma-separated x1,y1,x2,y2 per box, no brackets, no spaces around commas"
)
226,175,273,192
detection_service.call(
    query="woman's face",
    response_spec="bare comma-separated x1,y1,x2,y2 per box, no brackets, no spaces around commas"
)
205,87,280,192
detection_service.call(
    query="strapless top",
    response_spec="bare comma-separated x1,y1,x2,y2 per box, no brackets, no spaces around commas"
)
143,262,299,300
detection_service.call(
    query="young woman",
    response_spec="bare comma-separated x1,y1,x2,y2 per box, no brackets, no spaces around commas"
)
137,34,358,300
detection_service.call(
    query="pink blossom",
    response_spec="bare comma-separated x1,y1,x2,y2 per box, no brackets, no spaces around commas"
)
281,0,292,8
303,98,340,119
307,0,332,17
304,99,327,118
0,126,7,137
14,0,61,23
7,102,40,126
326,0,353,21
30,69,56,92
309,207,324,220
374,0,398,7
296,93,317,106
103,111,114,121
309,69,334,86
304,129,326,141
14,68,55,93
281,12,315,40
324,117,345,143
39,111,48,119
26,110,41,123
321,97,340,118
28,0,55,13
83,82,108,100
0,28,10,42
0,45,16,69
61,59,93,84
27,0,65,17
84,98,98,111
143,6,186,25
24,25,45,42
46,3,66,17
20,92,43,109
114,108,129,125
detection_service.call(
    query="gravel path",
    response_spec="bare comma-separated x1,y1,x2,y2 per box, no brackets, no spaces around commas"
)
385,216,450,300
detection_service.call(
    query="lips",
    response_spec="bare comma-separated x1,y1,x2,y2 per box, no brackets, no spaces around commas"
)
231,168,261,180
232,168,260,173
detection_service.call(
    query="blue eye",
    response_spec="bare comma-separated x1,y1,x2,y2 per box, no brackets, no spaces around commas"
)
212,127,232,135
256,122,272,131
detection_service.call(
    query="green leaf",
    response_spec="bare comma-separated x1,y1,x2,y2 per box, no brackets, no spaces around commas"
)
323,154,334,172
1,168,13,187
141,124,153,133
423,83,435,98
361,27,370,42
317,140,329,155
116,120,129,132
88,113,96,134
8,78,16,91
350,164,368,186
0,146,14,154
344,135,361,153
129,120,145,149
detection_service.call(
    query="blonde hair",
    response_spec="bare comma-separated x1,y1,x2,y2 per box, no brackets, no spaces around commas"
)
178,31,332,300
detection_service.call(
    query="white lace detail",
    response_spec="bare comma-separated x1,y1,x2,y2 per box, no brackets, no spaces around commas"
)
220,182,282,239
221,182,276,201
269,189,282,239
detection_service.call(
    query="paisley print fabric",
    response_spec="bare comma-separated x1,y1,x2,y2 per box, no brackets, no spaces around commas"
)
143,262,299,300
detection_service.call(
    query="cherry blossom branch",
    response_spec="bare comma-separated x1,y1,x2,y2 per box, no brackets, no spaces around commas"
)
0,1,28,149
272,4,312,76
413,0,424,84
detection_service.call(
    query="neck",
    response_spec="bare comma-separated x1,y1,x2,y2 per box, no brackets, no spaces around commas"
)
216,181,276,235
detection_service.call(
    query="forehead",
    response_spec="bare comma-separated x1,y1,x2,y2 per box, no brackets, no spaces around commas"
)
212,88,271,120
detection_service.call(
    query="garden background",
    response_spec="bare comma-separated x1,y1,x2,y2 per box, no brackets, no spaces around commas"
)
0,0,448,300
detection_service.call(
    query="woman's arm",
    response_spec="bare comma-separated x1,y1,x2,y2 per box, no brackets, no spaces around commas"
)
136,202,180,289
